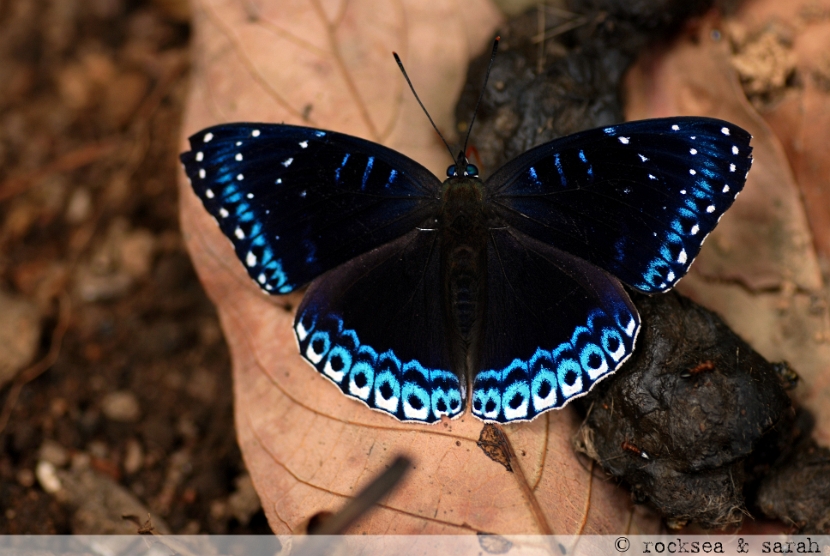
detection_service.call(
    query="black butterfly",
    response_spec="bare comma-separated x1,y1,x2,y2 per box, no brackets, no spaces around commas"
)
180,115,752,423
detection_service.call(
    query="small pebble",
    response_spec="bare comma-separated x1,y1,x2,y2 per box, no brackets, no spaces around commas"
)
123,439,143,475
38,439,69,467
88,440,108,459
36,461,62,494
228,474,261,526
0,290,41,389
100,390,141,422
119,228,155,279
65,187,92,224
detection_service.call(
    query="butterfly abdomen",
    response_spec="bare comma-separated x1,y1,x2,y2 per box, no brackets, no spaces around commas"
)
439,178,490,382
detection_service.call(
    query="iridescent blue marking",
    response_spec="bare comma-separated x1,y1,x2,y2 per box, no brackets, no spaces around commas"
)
529,167,540,185
554,153,566,186
577,149,594,178
294,311,462,423
361,156,375,190
335,153,350,183
604,127,615,135
386,169,397,188
305,240,316,264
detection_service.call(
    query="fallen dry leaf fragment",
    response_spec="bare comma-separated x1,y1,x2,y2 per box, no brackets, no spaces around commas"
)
180,0,663,535
730,0,830,266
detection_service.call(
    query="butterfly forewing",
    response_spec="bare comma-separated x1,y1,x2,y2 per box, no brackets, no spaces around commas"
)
487,117,753,293
181,124,441,294
294,229,461,423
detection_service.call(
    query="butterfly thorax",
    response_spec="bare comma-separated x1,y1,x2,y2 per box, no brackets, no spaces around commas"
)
439,176,490,386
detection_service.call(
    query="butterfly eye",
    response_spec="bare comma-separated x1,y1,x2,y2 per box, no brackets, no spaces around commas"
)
465,164,478,177
446,164,457,177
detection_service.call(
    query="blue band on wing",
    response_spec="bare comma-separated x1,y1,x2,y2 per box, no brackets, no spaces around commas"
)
471,306,639,423
294,310,464,423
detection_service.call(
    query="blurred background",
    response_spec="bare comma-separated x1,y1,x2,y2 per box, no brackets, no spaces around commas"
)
0,0,269,534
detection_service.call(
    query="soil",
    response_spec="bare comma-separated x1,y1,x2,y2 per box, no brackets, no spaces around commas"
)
0,0,270,534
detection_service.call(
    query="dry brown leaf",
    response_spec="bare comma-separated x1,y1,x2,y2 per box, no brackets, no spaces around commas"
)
179,0,666,535
730,0,830,265
624,9,830,444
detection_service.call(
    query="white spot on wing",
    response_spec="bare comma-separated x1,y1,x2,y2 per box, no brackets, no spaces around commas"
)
648,174,657,180
203,132,214,143
237,174,244,181
689,169,696,175
205,189,214,199
235,153,243,161
299,140,308,149
732,146,739,155
639,154,648,162
671,124,680,131
691,224,699,235
235,227,245,239
706,205,716,213
624,317,636,337
678,249,688,264
246,252,256,267
689,148,698,155
730,163,736,172
722,185,730,193
721,127,730,135
219,208,229,218
619,137,630,144
196,152,204,161
258,273,266,284
282,158,293,167
252,129,260,137
198,169,206,179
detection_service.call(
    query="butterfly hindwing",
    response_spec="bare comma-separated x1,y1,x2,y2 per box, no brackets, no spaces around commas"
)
487,117,752,293
181,124,441,293
471,227,639,422
294,229,462,423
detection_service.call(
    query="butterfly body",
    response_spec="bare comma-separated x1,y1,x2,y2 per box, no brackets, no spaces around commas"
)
181,117,753,424
438,169,492,385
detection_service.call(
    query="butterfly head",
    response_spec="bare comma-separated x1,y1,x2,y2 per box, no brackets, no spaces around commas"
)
447,152,479,178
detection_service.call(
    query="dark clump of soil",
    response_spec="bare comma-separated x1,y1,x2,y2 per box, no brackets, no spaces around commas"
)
754,411,830,532
455,0,714,173
0,0,268,534
573,293,793,529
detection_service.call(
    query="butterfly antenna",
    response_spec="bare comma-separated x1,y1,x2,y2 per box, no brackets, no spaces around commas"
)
463,36,500,156
393,52,455,162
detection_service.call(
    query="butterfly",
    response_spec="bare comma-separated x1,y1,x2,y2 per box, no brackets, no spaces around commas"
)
180,114,752,424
